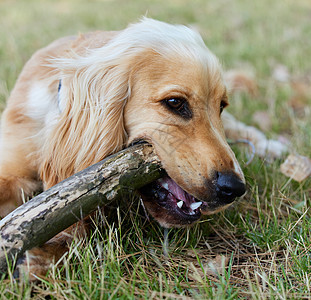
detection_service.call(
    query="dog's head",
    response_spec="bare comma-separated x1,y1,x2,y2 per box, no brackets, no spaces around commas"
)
123,20,245,227
48,18,245,228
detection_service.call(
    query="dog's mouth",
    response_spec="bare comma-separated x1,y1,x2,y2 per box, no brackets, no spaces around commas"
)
139,175,208,225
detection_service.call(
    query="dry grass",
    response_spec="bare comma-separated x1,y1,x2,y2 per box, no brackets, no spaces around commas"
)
0,0,310,298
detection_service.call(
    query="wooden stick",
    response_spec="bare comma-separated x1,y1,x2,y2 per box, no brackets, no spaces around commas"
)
0,144,162,274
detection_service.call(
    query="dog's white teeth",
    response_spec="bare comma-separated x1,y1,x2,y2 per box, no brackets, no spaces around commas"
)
190,202,202,210
162,183,169,190
177,200,183,208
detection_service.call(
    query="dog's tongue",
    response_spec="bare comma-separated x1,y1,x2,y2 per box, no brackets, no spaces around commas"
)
158,177,195,205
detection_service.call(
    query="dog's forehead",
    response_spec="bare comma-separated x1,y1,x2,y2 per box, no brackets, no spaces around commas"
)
133,51,225,103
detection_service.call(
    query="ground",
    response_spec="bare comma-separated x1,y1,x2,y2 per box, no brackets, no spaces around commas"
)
0,0,311,298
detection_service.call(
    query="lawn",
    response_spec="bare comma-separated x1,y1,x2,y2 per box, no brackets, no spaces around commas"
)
0,0,311,298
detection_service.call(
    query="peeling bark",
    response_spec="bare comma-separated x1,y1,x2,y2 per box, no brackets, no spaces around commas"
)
0,144,162,274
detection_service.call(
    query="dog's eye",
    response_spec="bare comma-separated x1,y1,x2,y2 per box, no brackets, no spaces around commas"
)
220,100,228,114
162,98,192,119
166,98,184,110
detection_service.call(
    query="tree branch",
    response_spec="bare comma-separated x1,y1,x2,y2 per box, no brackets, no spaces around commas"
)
0,143,162,274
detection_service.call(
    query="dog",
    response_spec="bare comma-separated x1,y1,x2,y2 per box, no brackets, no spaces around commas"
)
0,18,261,279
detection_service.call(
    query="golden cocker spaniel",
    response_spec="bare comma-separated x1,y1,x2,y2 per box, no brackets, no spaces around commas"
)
0,18,249,278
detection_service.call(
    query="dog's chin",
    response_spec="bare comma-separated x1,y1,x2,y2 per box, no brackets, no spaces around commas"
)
139,175,213,228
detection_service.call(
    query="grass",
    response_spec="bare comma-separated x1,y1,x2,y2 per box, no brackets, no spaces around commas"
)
0,0,311,298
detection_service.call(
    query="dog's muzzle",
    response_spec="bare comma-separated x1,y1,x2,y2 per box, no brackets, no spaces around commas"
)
139,170,246,226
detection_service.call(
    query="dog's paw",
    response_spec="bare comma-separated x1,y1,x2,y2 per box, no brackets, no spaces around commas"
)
13,248,53,282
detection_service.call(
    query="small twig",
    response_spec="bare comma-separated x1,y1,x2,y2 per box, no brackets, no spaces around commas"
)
228,138,256,166
139,197,150,222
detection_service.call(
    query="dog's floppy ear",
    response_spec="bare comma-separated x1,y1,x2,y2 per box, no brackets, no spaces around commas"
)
40,49,132,188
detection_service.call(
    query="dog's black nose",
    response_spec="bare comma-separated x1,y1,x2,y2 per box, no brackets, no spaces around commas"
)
216,172,246,203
